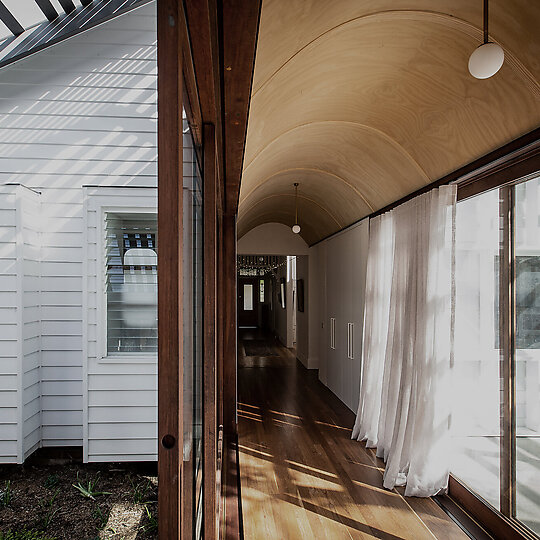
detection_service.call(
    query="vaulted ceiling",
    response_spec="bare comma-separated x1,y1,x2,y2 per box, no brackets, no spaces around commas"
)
238,0,540,245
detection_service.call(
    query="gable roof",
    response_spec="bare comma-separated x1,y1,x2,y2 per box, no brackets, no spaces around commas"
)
0,0,151,69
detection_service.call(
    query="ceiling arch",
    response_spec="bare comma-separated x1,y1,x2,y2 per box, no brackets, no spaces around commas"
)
241,167,375,208
242,121,431,182
253,10,539,99
252,1,540,92
240,167,375,223
237,195,341,245
239,0,540,244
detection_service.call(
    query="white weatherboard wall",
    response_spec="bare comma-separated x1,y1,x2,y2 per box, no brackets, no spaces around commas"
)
20,187,42,461
0,3,157,461
0,185,41,463
0,187,19,463
311,220,369,412
83,187,157,462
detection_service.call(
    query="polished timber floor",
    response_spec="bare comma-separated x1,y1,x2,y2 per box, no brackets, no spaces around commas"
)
237,329,470,540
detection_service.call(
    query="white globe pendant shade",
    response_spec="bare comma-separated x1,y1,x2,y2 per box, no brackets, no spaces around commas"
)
468,42,504,79
292,224,301,234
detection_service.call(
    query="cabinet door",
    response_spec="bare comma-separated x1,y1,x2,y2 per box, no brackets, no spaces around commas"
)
326,238,340,396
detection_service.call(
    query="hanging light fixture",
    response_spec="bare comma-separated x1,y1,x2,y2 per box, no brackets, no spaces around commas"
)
468,0,504,79
292,183,301,234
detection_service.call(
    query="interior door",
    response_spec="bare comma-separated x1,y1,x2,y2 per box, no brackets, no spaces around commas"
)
238,277,259,327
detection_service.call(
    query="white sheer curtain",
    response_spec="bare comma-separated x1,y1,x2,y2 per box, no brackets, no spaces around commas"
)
352,213,394,447
352,185,456,497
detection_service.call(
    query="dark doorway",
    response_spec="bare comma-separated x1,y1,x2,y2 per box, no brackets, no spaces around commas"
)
238,277,259,327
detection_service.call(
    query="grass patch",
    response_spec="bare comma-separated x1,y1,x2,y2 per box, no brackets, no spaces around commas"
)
72,472,111,501
0,530,56,540
0,480,12,508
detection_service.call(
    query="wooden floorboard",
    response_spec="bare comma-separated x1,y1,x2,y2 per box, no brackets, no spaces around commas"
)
237,330,470,540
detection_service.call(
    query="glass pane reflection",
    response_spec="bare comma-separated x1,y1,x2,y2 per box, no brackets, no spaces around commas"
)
452,189,501,510
514,176,540,535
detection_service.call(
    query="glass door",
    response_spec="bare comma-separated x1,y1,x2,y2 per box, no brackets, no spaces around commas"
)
452,173,540,537
182,108,204,540
452,189,501,509
514,176,540,535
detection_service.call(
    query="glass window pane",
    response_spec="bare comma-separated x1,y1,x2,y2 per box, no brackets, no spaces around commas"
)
451,189,501,510
182,107,204,539
244,284,253,310
105,213,157,355
259,279,264,303
515,175,540,535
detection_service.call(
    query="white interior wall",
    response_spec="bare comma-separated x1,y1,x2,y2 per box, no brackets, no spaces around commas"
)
296,255,309,367
0,3,157,460
238,223,309,255
270,263,289,347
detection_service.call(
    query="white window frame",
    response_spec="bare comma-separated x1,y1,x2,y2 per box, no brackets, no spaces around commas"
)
98,205,158,363
82,186,158,365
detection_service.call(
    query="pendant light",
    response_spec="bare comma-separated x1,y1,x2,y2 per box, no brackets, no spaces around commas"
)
468,0,504,79
292,183,301,234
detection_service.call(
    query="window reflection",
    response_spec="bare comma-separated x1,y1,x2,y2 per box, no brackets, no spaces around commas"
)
515,176,540,535
452,189,500,509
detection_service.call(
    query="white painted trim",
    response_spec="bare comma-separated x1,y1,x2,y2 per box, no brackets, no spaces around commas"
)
82,190,89,462
14,187,23,464
98,355,157,364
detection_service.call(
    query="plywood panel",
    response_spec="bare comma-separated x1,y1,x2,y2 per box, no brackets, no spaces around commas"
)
239,0,540,243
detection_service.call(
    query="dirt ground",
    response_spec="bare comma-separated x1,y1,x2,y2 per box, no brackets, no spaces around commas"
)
0,455,158,540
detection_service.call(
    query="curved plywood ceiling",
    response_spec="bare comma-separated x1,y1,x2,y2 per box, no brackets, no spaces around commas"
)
238,0,540,244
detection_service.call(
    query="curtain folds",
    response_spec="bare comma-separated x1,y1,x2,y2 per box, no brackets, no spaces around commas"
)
352,186,456,497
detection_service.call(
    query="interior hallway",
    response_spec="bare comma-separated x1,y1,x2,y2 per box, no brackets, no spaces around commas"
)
237,329,470,539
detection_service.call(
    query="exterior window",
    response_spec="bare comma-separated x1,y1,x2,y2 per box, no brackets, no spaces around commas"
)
105,213,157,355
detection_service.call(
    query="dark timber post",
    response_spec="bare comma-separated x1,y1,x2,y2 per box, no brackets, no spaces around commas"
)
223,213,237,437
157,0,183,536
499,185,516,518
203,122,218,540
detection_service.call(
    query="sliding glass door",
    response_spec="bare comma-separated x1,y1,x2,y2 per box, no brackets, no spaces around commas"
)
182,108,204,540
452,174,540,536
452,189,501,510
514,177,540,534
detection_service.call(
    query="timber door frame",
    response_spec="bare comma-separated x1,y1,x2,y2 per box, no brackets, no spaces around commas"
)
157,1,261,537
157,1,184,537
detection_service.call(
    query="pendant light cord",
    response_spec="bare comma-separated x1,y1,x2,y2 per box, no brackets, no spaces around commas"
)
294,183,299,225
483,0,488,44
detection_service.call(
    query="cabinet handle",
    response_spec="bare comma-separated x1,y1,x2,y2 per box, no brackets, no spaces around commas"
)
347,322,354,359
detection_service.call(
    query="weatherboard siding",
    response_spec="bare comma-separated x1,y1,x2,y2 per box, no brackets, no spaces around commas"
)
0,185,42,463
83,187,157,462
21,188,42,460
0,3,157,461
0,188,19,462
